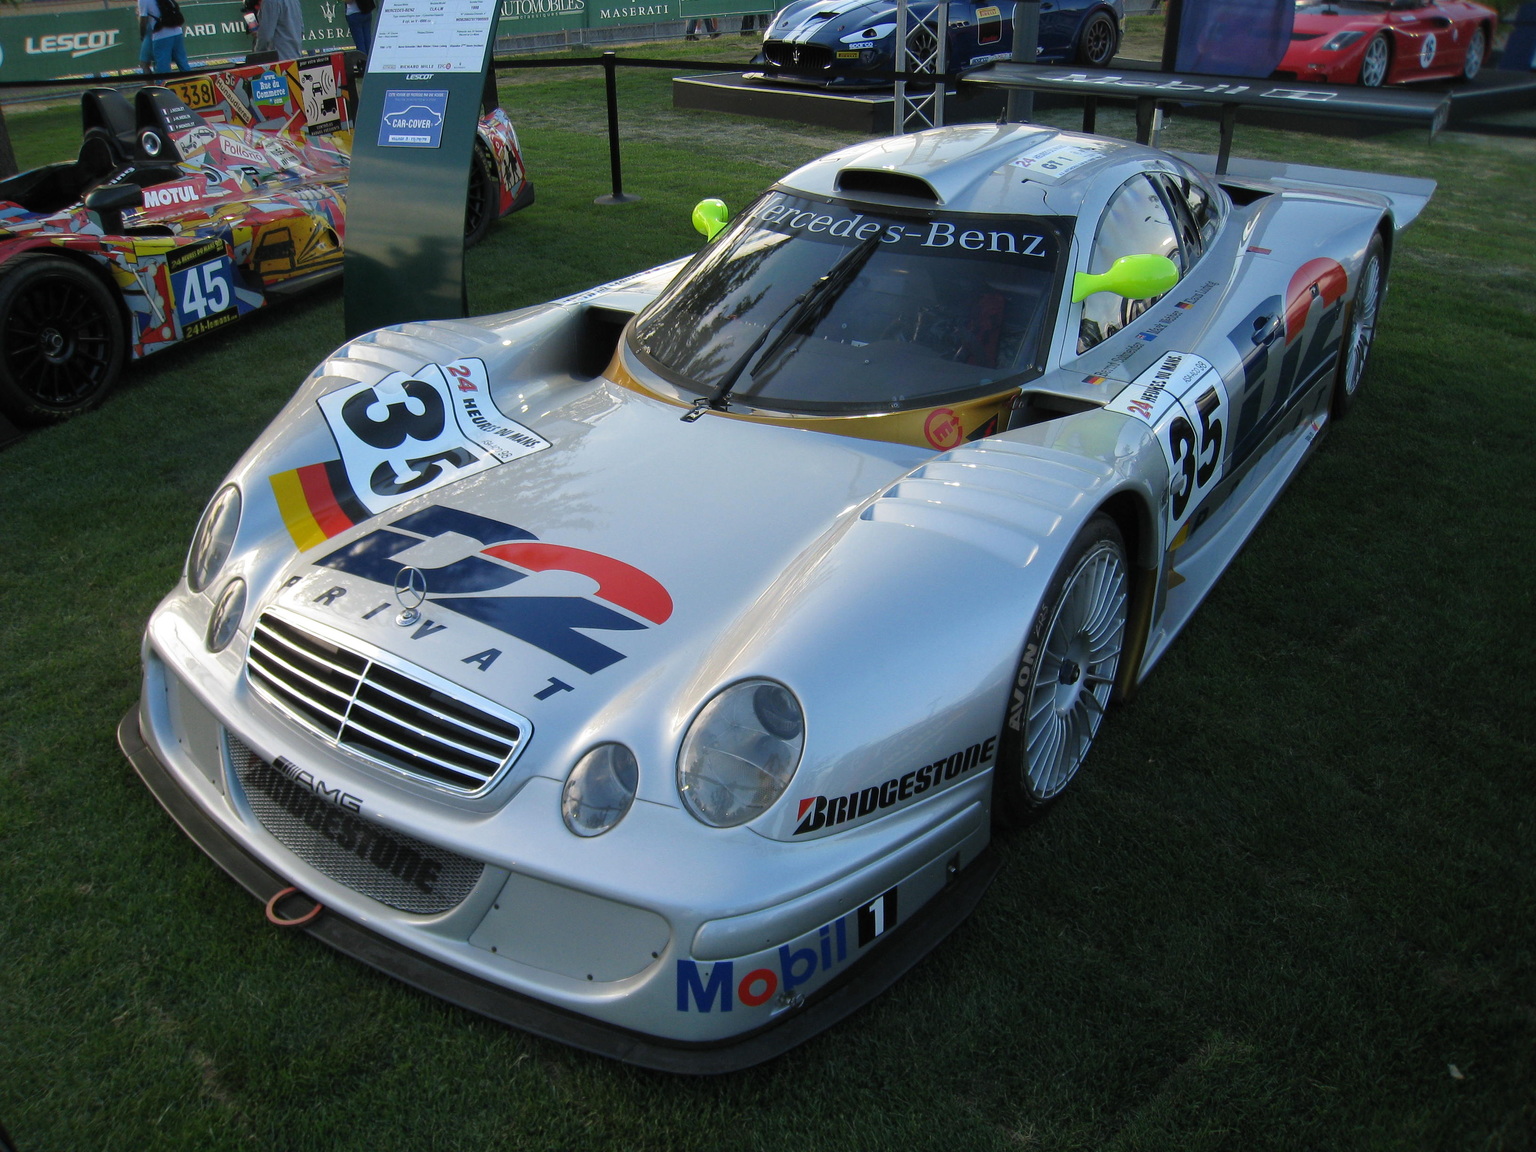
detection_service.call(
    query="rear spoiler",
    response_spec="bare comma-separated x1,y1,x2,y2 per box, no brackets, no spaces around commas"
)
963,62,1451,175
1173,152,1437,231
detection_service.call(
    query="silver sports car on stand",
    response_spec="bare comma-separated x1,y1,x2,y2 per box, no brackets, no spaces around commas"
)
122,123,1433,1072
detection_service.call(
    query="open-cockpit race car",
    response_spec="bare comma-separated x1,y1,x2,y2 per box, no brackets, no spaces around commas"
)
0,52,532,424
120,123,1432,1072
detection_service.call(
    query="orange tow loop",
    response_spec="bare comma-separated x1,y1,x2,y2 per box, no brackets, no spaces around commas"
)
265,886,323,928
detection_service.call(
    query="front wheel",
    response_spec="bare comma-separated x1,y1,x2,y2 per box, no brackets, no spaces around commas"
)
1359,32,1391,87
0,254,125,424
1331,233,1386,419
994,515,1130,827
1074,11,1120,67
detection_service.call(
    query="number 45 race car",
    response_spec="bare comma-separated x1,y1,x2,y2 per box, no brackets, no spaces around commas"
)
121,123,1431,1072
0,52,532,425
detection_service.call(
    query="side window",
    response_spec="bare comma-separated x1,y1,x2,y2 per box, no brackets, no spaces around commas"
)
1077,174,1183,355
1159,172,1219,261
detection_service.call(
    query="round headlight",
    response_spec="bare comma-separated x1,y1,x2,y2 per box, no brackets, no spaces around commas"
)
562,744,639,837
206,578,247,652
187,484,241,593
678,680,804,827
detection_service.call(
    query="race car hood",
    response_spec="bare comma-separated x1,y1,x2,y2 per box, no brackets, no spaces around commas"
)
259,376,930,796
767,0,912,42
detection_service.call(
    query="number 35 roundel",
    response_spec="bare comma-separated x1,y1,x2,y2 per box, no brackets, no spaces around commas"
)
1104,350,1231,536
316,359,551,518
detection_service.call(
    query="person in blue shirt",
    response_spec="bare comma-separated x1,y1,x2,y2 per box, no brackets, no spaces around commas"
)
138,0,189,73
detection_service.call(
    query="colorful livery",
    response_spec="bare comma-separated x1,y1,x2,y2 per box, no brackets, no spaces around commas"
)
0,53,532,423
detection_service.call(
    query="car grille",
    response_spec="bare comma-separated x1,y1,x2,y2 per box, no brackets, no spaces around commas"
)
762,41,835,71
227,735,484,915
246,612,526,794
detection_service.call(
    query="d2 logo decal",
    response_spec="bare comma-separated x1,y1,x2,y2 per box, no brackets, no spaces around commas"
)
316,505,672,674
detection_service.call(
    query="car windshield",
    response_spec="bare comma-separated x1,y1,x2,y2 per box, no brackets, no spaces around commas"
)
630,191,1067,415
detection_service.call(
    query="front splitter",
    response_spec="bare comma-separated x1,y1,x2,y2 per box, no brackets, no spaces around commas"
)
119,708,1001,1074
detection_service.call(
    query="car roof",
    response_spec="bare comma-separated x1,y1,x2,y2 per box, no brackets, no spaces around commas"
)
776,123,1166,218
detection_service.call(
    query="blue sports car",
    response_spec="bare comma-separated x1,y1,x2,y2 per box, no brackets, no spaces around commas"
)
751,0,1123,88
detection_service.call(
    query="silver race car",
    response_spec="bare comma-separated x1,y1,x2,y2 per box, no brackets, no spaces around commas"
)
121,123,1433,1072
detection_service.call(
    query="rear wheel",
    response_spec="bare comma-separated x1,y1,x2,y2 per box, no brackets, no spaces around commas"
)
1459,25,1486,81
1075,11,1119,67
0,254,125,424
1332,233,1385,419
464,140,499,248
1359,32,1391,87
994,515,1129,827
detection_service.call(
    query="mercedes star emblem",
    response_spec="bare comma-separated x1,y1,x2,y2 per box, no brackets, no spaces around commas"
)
394,566,427,627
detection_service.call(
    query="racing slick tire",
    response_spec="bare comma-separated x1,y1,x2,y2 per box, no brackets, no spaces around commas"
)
1459,25,1486,81
994,514,1129,828
1358,32,1391,87
1074,11,1120,68
0,254,125,424
464,140,499,249
1331,232,1386,420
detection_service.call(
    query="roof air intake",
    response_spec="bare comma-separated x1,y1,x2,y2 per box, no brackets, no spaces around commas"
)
835,169,940,202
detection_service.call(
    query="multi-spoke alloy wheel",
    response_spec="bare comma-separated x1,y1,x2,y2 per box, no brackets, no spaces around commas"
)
1333,233,1385,418
1359,33,1391,87
995,515,1129,825
0,254,125,424
1076,12,1119,67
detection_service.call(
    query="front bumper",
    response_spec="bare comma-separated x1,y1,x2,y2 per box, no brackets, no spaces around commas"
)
120,700,1001,1073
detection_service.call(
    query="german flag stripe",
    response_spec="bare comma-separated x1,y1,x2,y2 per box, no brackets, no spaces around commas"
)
269,460,366,550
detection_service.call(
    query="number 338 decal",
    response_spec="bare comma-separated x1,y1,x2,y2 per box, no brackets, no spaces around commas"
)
1106,350,1231,535
316,358,551,517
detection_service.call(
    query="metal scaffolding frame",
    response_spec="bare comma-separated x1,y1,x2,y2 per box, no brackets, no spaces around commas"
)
893,0,948,135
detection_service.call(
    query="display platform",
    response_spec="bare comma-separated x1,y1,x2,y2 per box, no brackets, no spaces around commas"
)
672,71,1007,133
672,60,1536,139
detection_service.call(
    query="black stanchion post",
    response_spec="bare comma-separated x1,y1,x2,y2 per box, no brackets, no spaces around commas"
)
1162,0,1183,71
1007,0,1040,122
595,51,640,205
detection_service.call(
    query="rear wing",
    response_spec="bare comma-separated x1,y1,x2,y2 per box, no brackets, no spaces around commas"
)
963,62,1450,176
1173,153,1437,231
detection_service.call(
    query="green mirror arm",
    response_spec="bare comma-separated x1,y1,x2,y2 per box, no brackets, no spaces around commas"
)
1072,253,1180,303
692,198,729,242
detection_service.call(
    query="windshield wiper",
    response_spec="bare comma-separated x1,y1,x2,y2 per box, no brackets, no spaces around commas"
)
682,234,882,422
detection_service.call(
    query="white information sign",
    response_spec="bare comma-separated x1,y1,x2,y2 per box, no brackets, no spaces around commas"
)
369,0,498,75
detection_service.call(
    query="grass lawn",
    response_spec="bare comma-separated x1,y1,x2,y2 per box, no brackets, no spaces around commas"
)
1,41,1533,1151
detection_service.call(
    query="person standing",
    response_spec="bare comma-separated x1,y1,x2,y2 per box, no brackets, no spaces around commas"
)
684,16,719,39
137,0,190,73
255,0,303,61
346,0,376,55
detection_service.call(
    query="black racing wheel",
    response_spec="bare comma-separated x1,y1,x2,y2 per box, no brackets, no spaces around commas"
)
0,254,126,423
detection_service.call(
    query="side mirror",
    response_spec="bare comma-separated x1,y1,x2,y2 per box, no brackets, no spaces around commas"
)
84,183,144,232
692,198,729,242
1072,253,1180,304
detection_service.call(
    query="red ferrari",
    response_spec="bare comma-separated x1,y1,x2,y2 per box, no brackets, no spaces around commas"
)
1276,0,1497,86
